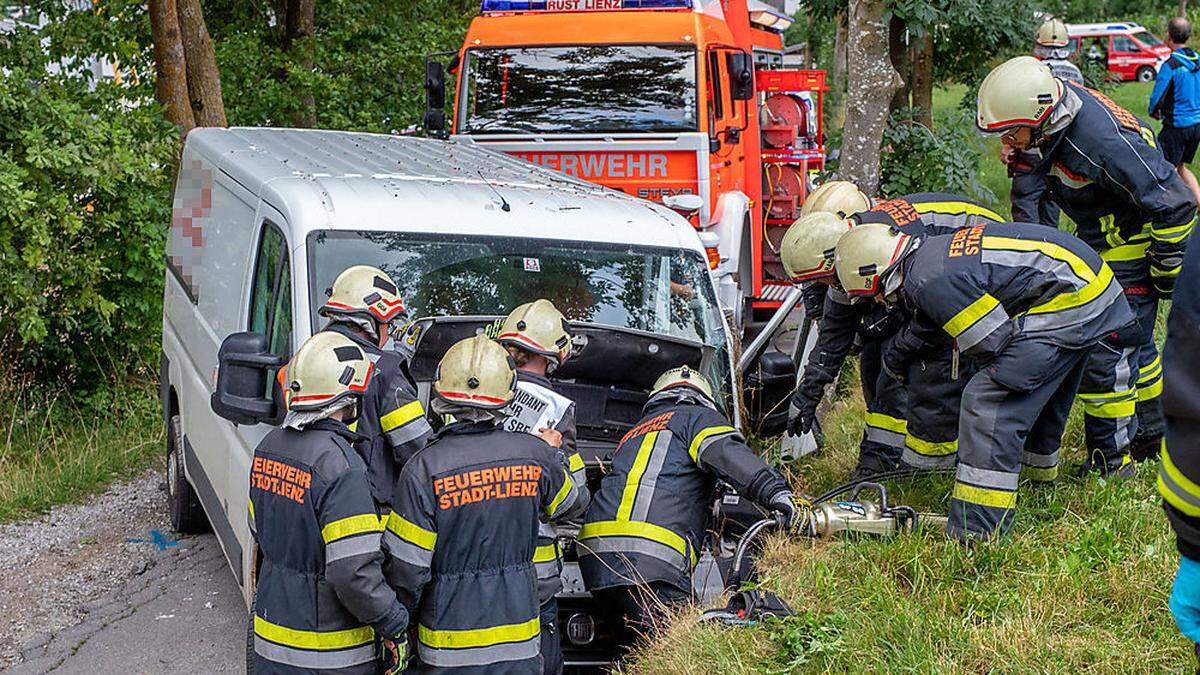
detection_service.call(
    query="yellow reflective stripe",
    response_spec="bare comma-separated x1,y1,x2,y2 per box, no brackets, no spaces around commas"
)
254,615,374,650
321,513,384,544
1080,396,1136,419
547,469,574,516
380,400,425,433
616,432,658,521
1161,450,1200,516
1100,242,1149,262
688,425,737,462
865,412,907,435
1153,219,1195,243
567,452,585,473
905,435,957,457
1140,355,1163,381
248,499,255,520
418,618,539,649
348,420,358,432
912,201,1004,223
533,543,559,563
385,512,436,551
1100,214,1124,248
1152,265,1182,278
1139,378,1164,401
983,236,1096,280
943,294,1001,337
578,519,697,565
1021,465,1059,481
952,482,1017,509
1029,264,1114,315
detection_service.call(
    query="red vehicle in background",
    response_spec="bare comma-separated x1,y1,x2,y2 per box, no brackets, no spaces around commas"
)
1066,22,1171,82
424,0,828,330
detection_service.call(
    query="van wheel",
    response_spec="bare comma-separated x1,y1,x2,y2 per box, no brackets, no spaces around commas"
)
1136,66,1155,83
167,413,209,534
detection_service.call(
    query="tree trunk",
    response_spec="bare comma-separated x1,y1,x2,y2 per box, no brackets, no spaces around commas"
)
911,31,934,129
149,0,194,133
176,0,227,127
1181,0,1188,18
284,0,316,127
832,10,848,88
888,14,910,114
838,0,901,196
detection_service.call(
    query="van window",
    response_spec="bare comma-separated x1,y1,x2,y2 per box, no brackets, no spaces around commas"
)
1112,36,1138,53
249,223,292,358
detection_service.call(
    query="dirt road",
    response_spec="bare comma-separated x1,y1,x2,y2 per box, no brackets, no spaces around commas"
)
0,470,246,674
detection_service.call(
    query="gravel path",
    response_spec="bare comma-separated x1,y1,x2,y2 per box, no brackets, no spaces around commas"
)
0,469,246,673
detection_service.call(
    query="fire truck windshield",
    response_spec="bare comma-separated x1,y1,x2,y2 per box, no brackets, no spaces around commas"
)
459,45,698,133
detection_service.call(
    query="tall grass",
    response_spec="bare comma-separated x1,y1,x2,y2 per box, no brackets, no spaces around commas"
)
0,373,162,522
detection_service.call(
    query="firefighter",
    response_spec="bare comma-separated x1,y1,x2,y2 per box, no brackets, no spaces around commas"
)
834,222,1135,540
320,265,432,513
794,181,874,322
382,334,585,673
249,331,409,674
496,299,590,675
578,366,794,650
1003,18,1084,226
1159,235,1200,662
977,55,1197,465
784,190,1004,475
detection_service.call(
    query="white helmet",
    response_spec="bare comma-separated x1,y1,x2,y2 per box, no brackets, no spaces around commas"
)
283,332,372,412
650,365,715,402
320,265,407,325
834,224,915,299
799,181,872,218
1036,18,1070,47
976,56,1063,132
434,334,517,410
498,299,572,366
780,212,853,282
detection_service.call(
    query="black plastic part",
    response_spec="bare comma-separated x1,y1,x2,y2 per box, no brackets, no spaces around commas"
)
743,350,797,437
727,52,755,100
211,331,287,426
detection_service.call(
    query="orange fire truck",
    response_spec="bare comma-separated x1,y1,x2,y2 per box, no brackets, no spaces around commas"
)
425,0,826,330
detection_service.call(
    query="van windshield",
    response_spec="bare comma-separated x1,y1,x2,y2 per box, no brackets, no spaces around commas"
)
459,45,698,134
1133,30,1164,47
306,231,731,396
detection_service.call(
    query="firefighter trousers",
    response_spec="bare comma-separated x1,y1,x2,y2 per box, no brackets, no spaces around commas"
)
1077,322,1142,472
947,339,1089,541
539,598,563,675
900,346,973,471
858,339,908,474
1129,292,1164,445
1010,168,1061,227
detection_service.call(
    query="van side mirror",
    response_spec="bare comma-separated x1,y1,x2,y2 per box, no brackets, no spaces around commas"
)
727,52,755,101
424,59,447,136
211,331,287,426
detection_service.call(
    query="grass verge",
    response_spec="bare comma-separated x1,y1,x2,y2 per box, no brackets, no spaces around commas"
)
0,378,162,523
628,373,1187,671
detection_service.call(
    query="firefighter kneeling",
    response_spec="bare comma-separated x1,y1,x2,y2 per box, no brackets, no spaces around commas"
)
382,334,586,673
249,331,410,674
578,366,795,652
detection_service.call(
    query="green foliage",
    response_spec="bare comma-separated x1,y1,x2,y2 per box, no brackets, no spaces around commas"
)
0,4,176,382
890,0,1041,84
206,0,477,131
880,108,994,202
766,613,848,672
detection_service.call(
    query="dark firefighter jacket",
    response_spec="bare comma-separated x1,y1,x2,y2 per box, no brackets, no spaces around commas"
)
1159,236,1200,559
382,421,585,673
327,322,432,514
896,222,1133,387
578,399,788,595
500,370,590,605
1037,82,1197,289
798,194,1004,396
249,419,409,675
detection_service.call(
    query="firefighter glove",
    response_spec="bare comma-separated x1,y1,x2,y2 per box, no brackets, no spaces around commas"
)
768,491,798,529
382,637,409,675
787,388,820,436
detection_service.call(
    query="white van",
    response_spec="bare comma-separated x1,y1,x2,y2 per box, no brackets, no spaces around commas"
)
160,127,788,666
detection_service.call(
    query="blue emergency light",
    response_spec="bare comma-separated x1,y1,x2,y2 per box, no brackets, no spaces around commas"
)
481,0,692,12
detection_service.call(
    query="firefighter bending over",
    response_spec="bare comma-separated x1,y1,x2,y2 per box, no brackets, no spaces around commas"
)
320,265,432,513
382,334,585,673
497,299,591,675
578,366,794,651
835,222,1135,541
249,332,410,674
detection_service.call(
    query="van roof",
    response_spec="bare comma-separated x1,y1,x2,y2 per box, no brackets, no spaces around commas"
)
186,127,701,252
1066,22,1146,37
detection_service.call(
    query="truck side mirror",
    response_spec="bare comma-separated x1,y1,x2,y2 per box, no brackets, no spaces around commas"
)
727,52,755,101
211,331,287,426
424,59,447,136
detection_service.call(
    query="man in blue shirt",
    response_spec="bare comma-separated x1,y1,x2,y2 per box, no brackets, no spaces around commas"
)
1151,17,1200,205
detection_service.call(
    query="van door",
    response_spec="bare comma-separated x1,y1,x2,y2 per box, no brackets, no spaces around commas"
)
1110,34,1139,81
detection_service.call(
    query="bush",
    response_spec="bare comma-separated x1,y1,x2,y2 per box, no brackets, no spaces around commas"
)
0,10,177,384
879,108,994,203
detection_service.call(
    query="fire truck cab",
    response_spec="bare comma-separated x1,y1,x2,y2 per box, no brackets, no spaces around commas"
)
430,0,825,330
